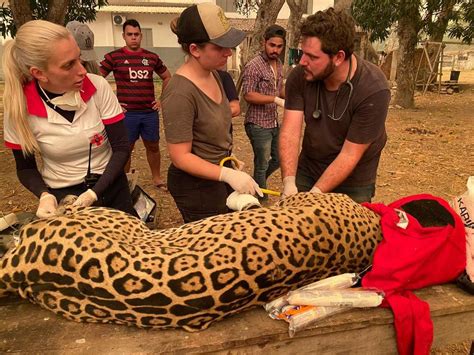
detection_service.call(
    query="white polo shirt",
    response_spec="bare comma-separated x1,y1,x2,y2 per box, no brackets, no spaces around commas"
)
4,74,125,189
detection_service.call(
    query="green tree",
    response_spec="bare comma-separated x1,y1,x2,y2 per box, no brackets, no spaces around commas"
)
0,0,108,38
351,0,473,108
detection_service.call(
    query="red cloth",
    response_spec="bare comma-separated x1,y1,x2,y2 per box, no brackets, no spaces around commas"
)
362,194,466,355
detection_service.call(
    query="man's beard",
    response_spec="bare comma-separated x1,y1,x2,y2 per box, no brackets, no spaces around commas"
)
267,52,280,59
305,60,335,82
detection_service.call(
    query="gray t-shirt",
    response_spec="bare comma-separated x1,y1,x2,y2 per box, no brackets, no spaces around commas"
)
162,72,232,164
285,56,391,186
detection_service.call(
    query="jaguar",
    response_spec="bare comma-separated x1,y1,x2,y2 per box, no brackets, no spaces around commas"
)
0,193,382,331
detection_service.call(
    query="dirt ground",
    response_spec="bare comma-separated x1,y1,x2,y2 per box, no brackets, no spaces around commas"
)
0,73,473,352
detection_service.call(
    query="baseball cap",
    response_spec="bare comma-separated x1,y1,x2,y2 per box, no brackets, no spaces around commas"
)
66,21,97,62
176,3,246,48
264,24,286,41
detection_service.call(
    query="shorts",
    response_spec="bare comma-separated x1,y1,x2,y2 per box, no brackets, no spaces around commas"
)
124,110,160,143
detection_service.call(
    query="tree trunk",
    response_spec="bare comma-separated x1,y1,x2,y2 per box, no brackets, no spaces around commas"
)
47,0,69,25
426,0,456,83
394,4,420,108
9,0,32,29
286,0,307,72
244,0,285,64
429,0,456,43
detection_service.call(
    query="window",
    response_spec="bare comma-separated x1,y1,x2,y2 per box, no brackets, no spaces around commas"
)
141,28,153,49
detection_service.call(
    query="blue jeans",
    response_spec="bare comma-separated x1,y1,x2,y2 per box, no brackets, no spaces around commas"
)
245,123,280,191
296,164,375,203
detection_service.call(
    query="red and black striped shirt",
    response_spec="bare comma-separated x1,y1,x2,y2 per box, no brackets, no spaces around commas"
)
100,47,167,111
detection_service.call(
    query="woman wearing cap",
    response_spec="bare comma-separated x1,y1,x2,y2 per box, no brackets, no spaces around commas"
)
2,20,136,218
162,3,262,223
66,21,100,75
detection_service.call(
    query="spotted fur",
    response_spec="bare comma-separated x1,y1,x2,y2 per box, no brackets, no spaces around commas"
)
0,193,382,331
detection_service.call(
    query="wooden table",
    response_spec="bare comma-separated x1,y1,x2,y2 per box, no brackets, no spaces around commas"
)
1,284,473,354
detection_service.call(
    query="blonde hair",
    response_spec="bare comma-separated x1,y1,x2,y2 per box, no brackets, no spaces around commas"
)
2,20,71,155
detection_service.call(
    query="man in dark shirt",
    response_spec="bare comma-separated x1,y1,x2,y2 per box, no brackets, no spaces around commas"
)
100,19,171,190
279,8,390,203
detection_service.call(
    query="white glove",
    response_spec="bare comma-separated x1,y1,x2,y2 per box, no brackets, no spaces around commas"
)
73,189,98,207
219,167,263,197
273,96,285,108
226,191,261,211
36,193,58,218
282,176,298,199
310,186,323,194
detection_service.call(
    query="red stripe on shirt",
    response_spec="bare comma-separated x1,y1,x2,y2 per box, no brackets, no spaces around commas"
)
23,76,97,118
100,47,167,110
80,76,97,102
23,80,48,118
103,112,125,125
5,141,22,150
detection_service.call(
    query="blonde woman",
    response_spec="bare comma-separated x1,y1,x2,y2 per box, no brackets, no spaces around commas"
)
2,20,136,218
162,3,262,223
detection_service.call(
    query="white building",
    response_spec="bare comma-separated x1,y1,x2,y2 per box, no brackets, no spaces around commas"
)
0,0,334,77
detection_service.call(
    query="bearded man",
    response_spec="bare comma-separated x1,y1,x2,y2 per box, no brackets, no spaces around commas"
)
242,25,286,200
279,8,390,203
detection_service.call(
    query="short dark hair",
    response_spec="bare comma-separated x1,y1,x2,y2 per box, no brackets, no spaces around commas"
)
264,24,286,41
300,8,355,58
123,19,141,33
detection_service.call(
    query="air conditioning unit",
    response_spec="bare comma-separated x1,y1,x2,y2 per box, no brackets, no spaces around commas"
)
113,14,126,26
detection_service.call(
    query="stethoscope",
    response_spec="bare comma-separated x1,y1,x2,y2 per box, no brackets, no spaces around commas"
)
312,57,354,121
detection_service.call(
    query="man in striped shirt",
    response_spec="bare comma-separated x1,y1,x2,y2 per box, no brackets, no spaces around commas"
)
100,19,171,190
242,25,286,199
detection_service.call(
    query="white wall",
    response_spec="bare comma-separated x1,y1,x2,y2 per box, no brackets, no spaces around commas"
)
88,13,116,46
311,0,334,13
89,12,181,48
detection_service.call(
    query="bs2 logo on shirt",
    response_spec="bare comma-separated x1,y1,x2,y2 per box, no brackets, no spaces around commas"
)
128,68,150,80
